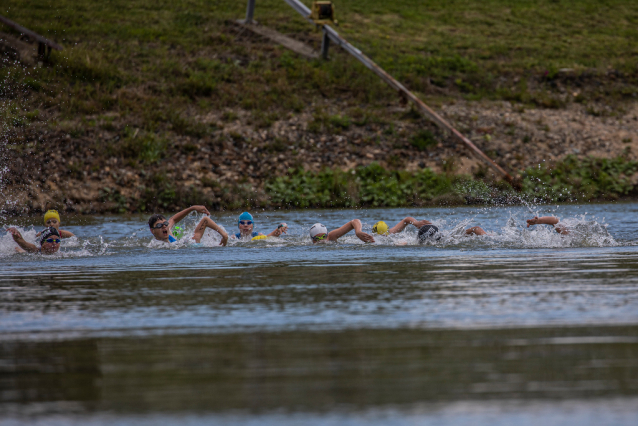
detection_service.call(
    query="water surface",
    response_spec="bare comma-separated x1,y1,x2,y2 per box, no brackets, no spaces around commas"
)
1,204,638,425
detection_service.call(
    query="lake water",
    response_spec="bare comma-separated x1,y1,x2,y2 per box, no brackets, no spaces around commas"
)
1,203,638,425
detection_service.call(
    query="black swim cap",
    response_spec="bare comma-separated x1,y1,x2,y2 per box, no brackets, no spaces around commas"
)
39,227,61,245
148,214,166,228
418,224,440,243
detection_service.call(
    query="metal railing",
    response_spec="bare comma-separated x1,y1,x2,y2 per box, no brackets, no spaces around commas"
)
243,0,513,182
0,14,63,60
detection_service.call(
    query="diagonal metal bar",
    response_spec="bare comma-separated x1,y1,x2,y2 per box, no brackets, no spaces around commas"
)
281,0,512,182
0,14,63,51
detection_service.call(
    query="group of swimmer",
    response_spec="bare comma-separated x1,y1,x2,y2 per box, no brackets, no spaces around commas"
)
5,205,568,255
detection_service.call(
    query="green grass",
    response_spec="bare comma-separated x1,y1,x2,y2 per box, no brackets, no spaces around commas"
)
410,130,438,151
2,0,638,134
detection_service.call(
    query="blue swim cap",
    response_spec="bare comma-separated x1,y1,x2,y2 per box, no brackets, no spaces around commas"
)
238,212,254,228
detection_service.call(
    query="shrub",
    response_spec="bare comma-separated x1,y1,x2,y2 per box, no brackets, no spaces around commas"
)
410,130,437,151
266,162,455,208
521,155,638,202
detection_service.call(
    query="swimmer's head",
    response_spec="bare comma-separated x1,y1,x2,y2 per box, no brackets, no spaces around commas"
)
309,223,328,243
148,214,167,229
418,224,440,243
39,227,61,254
372,221,389,235
238,212,254,231
148,214,170,241
44,210,61,228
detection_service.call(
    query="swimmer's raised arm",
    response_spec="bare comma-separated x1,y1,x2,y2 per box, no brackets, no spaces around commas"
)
388,217,432,234
527,216,568,234
169,205,211,228
6,228,38,253
267,223,288,237
328,219,375,243
192,217,228,246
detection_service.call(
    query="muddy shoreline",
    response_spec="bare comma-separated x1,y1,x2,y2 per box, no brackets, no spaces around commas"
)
3,98,638,215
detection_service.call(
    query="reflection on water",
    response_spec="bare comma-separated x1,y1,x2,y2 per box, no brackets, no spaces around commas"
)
2,327,638,408
1,204,638,424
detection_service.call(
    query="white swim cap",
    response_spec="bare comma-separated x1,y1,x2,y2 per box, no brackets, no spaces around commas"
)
309,223,328,238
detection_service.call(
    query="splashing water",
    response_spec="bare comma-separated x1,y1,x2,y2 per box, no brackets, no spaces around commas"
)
0,225,98,259
0,208,624,260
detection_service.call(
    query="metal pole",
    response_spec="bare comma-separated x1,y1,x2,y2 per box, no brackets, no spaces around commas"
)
281,0,513,182
283,0,315,24
245,0,256,23
321,28,330,59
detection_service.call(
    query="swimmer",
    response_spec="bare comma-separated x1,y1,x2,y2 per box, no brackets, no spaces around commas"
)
148,205,211,243
309,219,375,244
372,217,432,236
233,212,288,240
418,223,482,242
527,216,568,235
7,226,61,254
35,210,74,239
464,216,568,237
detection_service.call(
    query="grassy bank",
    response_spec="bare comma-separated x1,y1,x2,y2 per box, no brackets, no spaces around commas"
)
97,154,638,211
266,155,638,209
2,0,638,130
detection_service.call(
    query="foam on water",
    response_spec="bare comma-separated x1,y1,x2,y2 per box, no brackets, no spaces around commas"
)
359,211,618,249
432,213,618,249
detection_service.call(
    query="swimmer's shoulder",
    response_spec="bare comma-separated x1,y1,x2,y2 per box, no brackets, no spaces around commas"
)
59,229,75,238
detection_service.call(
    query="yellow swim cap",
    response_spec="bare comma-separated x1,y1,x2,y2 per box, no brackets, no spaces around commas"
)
44,210,61,226
372,221,389,235
251,235,267,241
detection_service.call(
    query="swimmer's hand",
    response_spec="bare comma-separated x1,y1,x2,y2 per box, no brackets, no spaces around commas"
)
192,205,211,215
527,216,541,227
356,230,375,243
6,227,22,240
220,233,228,246
267,223,288,237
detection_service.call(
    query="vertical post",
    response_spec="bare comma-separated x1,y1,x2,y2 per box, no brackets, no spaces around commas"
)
245,0,256,23
37,42,45,61
321,27,330,59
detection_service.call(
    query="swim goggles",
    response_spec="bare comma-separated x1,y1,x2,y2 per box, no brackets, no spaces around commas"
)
239,220,253,225
45,238,61,244
151,221,170,229
312,234,327,241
